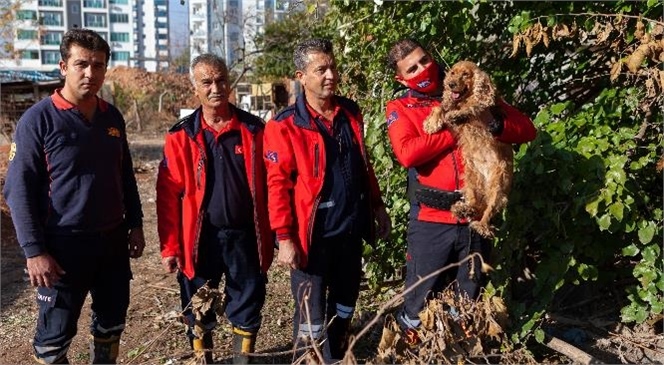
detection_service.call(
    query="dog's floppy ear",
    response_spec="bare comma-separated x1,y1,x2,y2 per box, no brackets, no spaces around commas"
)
472,67,496,108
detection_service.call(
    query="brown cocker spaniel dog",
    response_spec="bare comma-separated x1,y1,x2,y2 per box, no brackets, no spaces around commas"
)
423,60,513,238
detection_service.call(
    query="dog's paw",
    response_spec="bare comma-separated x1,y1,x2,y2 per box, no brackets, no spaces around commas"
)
470,221,495,239
451,202,474,219
422,119,441,134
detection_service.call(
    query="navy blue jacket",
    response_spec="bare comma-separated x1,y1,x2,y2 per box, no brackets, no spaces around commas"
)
3,91,143,258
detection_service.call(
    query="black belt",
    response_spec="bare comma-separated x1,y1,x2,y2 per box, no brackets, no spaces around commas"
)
410,181,463,211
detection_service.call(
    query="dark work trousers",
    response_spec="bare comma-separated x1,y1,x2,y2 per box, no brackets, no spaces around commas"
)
177,224,266,338
399,220,489,330
33,225,131,364
290,233,363,347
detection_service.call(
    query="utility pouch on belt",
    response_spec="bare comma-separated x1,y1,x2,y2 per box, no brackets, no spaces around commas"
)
410,179,463,211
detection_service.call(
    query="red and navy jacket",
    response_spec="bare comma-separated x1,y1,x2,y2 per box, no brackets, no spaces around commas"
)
156,105,274,279
264,94,385,268
386,89,537,224
3,90,143,258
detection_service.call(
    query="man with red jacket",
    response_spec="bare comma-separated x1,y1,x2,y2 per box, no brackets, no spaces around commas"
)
264,38,391,362
156,54,274,364
385,39,537,344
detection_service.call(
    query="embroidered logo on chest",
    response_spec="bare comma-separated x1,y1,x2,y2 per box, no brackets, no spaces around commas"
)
107,127,121,138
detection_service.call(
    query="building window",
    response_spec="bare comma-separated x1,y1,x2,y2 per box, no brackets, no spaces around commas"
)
110,32,129,42
110,13,129,23
21,50,39,60
111,51,130,61
41,31,63,45
40,11,64,26
109,0,128,3
83,0,106,8
38,0,63,6
84,13,107,27
17,10,38,21
229,0,238,7
17,29,38,40
42,50,60,64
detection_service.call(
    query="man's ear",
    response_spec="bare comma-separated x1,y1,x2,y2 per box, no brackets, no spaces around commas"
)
394,74,408,87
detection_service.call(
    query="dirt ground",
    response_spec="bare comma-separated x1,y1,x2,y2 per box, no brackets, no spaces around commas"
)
1,138,663,364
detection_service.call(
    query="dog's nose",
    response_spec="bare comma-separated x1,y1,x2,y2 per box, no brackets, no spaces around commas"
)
448,82,457,89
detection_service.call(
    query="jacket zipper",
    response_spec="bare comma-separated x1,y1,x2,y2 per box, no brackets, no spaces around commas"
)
313,143,319,177
250,135,262,270
192,137,207,266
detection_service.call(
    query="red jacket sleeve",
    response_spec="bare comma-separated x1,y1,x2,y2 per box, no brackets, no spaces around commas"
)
386,101,457,168
156,134,184,258
496,99,537,144
263,120,297,240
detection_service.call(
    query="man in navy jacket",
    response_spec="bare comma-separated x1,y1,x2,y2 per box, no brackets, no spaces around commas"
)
3,28,144,364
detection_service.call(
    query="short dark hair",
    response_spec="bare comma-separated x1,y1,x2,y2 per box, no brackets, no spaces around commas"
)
60,28,110,64
190,53,228,85
387,38,425,71
293,38,334,72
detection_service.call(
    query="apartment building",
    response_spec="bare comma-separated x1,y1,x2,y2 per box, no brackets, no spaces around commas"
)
189,0,290,72
2,0,169,72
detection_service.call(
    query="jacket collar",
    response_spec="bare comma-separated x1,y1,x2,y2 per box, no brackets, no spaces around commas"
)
178,103,261,139
294,93,344,131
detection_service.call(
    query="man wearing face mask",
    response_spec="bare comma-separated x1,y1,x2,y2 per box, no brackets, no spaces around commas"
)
385,39,537,346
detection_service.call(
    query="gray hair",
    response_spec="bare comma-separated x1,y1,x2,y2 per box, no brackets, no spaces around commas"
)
189,53,228,86
293,38,334,72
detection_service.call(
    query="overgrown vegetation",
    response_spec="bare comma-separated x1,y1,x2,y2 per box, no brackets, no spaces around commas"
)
255,0,663,353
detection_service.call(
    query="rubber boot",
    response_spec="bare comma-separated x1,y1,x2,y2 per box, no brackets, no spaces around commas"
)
90,335,120,364
232,327,257,364
325,317,351,362
191,332,214,364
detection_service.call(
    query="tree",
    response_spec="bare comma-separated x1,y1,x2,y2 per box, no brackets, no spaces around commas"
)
252,9,331,82
0,0,26,60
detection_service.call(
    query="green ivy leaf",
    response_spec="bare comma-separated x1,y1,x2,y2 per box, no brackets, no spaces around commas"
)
622,244,640,257
598,214,611,231
535,328,545,343
585,198,600,217
641,244,660,263
638,222,655,244
609,202,624,221
550,103,568,115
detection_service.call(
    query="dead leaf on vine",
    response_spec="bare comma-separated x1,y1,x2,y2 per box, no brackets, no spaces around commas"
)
610,61,622,81
511,34,521,58
635,21,645,40
627,43,652,73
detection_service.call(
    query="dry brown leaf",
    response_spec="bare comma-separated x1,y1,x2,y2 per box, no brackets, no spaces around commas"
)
610,61,622,82
419,307,436,330
627,43,652,73
377,315,400,353
555,23,570,39
635,20,645,40
525,37,533,56
660,70,664,91
486,317,504,341
542,29,550,48
646,78,656,98
510,34,521,58
652,23,664,38
643,32,653,43
656,153,664,172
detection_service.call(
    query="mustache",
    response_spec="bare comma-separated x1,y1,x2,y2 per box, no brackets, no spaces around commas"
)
208,93,224,99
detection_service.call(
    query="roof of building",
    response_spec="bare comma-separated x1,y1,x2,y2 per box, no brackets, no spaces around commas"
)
0,70,62,83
